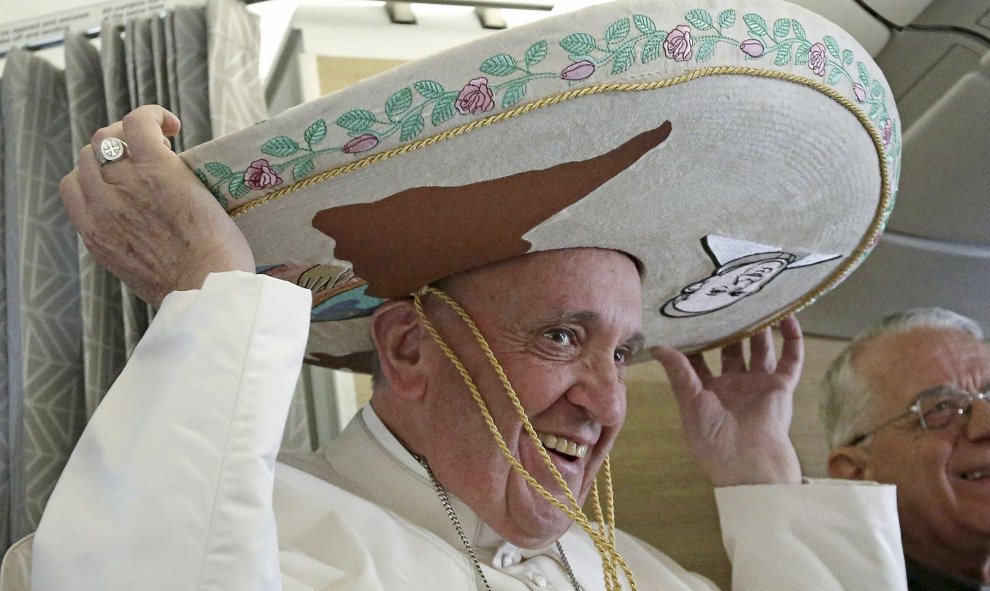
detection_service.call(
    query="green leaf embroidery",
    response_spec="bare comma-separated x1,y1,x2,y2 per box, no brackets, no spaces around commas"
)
774,43,792,66
823,35,841,58
228,177,249,199
261,136,299,157
642,32,666,63
385,88,414,120
236,9,896,177
480,54,518,76
773,18,790,39
685,9,714,30
304,120,327,146
605,18,630,45
336,109,377,132
204,161,232,178
524,40,548,68
791,19,806,40
826,66,842,85
633,14,657,34
743,13,769,38
502,81,528,108
718,9,736,29
611,45,635,75
857,62,870,87
400,113,425,142
695,38,717,62
194,168,209,185
794,41,811,65
414,80,446,99
560,32,599,55
293,158,315,180
431,96,457,126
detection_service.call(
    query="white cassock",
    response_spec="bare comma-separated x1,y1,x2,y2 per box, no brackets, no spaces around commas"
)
0,273,907,590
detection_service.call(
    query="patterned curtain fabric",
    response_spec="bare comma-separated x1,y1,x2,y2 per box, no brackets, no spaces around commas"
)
0,0,319,554
206,0,267,137
0,49,84,549
64,31,127,421
0,78,9,554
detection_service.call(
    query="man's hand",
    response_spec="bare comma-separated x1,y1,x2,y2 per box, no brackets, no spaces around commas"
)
60,105,255,307
651,315,804,486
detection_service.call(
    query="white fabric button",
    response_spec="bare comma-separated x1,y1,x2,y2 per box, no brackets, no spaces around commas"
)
528,571,548,587
494,543,522,568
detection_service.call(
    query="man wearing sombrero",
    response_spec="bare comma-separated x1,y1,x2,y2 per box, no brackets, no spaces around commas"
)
6,0,908,588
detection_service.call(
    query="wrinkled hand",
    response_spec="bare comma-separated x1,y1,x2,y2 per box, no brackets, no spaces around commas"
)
651,315,804,486
60,105,255,307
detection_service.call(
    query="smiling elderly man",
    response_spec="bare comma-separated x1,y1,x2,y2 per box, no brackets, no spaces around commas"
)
822,308,990,591
2,0,910,589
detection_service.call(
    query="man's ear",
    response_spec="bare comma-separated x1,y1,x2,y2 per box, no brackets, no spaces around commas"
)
371,299,427,399
827,446,871,481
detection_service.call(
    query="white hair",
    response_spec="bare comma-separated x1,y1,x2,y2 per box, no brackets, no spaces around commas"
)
819,307,984,449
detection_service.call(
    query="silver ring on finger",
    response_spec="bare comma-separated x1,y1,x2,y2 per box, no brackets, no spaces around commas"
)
96,137,129,166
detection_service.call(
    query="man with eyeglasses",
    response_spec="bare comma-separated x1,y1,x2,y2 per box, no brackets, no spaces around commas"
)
821,307,990,591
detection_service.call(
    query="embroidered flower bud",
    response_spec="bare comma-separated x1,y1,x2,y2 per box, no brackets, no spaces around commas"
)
243,159,283,190
882,118,893,146
853,83,867,102
808,42,827,77
455,77,495,115
343,134,379,154
663,25,693,62
560,60,596,81
739,39,765,58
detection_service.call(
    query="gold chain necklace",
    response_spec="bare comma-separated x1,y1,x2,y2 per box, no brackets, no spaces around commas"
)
418,456,584,591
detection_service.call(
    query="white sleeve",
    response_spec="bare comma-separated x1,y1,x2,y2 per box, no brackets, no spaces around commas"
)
716,480,907,590
31,271,311,591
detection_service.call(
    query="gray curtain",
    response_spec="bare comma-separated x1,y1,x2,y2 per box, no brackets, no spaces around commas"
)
0,49,82,550
0,0,317,554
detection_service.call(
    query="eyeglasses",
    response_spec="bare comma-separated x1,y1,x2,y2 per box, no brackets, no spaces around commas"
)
847,387,990,447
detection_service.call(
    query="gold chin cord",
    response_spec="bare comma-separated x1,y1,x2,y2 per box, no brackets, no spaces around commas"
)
413,286,637,591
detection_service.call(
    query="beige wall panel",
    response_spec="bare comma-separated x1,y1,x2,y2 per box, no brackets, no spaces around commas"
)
317,56,405,96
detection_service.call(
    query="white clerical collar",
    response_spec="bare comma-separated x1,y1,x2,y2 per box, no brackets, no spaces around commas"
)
361,404,428,478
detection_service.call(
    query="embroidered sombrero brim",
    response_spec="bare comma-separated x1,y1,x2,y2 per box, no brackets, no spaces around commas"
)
181,0,900,372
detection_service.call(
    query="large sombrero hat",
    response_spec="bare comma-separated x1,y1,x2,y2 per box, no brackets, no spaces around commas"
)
181,0,900,372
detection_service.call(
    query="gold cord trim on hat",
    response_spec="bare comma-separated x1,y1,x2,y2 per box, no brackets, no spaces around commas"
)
413,286,636,591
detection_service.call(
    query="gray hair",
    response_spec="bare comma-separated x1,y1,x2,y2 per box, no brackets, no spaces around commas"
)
819,307,984,449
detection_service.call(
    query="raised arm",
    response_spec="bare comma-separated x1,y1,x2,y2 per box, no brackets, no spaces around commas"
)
17,106,311,591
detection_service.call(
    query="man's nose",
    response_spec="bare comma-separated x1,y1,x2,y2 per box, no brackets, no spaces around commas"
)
568,354,626,427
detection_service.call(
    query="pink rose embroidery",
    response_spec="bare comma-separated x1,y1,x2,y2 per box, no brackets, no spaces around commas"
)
882,118,893,146
243,159,282,190
560,60,596,81
455,77,495,115
808,42,827,77
343,134,379,154
664,25,693,62
739,39,765,58
852,83,867,102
